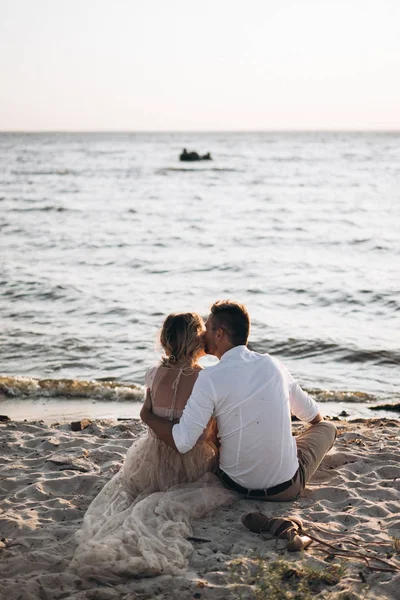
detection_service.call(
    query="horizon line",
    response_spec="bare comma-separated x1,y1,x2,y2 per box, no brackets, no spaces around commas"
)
1,128,400,135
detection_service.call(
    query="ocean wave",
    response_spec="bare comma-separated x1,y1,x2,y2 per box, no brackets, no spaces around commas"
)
304,388,377,403
0,376,381,406
338,348,400,365
282,288,400,311
1,282,78,302
253,338,400,366
10,205,67,213
11,169,70,176
0,376,143,401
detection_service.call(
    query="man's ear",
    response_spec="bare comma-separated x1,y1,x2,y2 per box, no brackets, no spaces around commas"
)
216,327,224,340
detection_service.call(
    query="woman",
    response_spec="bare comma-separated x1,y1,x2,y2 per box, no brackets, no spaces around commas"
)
71,313,234,581
122,312,219,495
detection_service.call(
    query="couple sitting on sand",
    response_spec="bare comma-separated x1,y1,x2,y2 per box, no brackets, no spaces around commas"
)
140,299,337,501
72,300,336,579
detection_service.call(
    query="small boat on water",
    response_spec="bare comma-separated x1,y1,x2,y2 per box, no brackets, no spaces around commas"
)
179,148,212,162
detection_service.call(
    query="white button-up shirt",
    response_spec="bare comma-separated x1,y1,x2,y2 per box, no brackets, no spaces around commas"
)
172,345,319,490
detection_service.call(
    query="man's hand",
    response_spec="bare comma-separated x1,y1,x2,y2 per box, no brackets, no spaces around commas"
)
140,388,152,424
140,387,179,451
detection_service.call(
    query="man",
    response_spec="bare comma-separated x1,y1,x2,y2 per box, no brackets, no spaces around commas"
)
141,300,336,501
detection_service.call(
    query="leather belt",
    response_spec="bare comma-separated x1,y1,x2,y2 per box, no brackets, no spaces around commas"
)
218,469,297,498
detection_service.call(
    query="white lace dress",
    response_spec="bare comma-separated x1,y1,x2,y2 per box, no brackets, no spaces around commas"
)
71,364,235,581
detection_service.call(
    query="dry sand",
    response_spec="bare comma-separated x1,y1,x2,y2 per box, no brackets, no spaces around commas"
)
0,417,399,600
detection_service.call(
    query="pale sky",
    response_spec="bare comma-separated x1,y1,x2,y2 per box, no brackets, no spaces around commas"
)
1,0,399,131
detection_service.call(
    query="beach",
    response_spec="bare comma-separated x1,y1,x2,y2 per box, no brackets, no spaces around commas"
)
1,415,399,600
2,1,400,595
1,131,399,598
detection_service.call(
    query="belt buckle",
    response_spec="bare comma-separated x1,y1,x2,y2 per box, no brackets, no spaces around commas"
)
248,488,268,498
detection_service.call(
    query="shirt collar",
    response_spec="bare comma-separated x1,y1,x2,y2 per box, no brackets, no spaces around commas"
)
219,345,249,362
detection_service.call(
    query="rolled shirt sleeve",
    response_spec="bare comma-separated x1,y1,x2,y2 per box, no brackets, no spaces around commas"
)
276,359,319,422
288,380,319,422
172,370,216,454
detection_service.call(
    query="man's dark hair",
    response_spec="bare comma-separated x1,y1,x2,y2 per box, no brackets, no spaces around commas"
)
210,300,250,346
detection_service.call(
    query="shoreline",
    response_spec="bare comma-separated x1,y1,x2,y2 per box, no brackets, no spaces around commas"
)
0,395,143,424
1,394,399,425
1,416,400,599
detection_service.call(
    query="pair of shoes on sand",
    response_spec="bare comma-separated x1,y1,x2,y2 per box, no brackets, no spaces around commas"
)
242,511,400,573
242,512,313,552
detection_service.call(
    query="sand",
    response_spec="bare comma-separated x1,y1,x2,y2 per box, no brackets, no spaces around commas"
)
0,417,399,600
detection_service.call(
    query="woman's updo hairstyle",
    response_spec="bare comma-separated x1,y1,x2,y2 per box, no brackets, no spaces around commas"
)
160,312,204,367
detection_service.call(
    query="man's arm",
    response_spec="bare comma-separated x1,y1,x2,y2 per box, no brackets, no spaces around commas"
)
273,358,321,423
140,389,178,450
288,380,321,423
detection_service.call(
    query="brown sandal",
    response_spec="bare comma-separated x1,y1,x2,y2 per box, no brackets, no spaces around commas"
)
241,512,312,552
241,511,400,571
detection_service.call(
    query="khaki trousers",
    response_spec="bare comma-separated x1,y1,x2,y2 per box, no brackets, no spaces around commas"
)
260,421,337,502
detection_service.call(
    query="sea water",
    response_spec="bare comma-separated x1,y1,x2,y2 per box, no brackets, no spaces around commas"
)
1,132,399,418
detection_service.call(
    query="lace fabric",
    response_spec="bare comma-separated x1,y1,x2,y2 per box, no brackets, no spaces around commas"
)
72,473,234,581
71,363,234,580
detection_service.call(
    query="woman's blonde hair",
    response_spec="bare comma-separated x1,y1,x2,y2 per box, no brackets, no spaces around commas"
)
160,312,204,367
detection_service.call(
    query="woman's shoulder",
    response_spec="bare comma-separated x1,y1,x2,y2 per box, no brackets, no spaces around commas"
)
145,362,202,385
144,364,161,388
